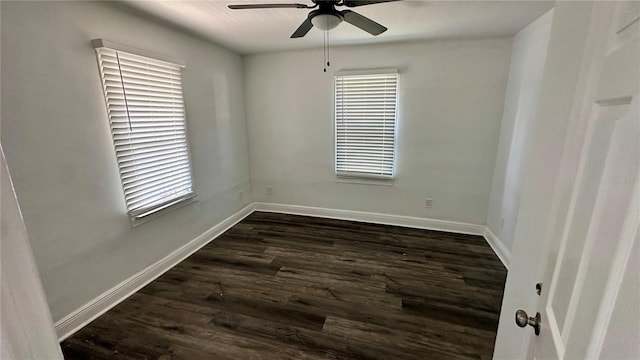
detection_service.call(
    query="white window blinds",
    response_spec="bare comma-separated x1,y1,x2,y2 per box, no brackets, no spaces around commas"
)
335,71,398,179
95,46,195,219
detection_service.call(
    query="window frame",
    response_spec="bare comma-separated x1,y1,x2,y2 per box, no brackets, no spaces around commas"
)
93,39,196,225
334,69,399,183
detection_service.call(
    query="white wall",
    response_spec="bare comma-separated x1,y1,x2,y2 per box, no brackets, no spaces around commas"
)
244,39,511,224
1,1,251,323
1,146,63,359
486,11,553,252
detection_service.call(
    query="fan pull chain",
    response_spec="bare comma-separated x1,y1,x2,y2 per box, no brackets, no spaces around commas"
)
327,29,331,68
322,13,331,73
323,30,327,72
323,31,331,72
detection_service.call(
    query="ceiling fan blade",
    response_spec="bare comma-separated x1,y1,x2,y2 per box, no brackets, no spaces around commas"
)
228,3,310,9
291,17,313,38
342,0,400,7
341,10,387,35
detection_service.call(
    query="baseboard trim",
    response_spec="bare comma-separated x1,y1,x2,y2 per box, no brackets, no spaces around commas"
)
54,203,255,341
482,227,511,269
253,202,485,236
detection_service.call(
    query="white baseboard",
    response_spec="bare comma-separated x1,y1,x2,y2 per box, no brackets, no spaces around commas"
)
482,226,511,269
54,203,255,341
253,202,485,236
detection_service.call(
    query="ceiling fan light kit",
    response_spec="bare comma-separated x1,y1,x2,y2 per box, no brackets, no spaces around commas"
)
311,12,342,31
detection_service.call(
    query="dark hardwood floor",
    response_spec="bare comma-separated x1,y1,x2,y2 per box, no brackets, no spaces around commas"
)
61,212,507,360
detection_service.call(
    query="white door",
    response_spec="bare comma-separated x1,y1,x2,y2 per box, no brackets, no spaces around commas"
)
510,2,639,359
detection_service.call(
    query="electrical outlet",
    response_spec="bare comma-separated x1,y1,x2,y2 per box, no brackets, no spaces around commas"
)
238,190,243,201
266,186,273,195
424,198,433,209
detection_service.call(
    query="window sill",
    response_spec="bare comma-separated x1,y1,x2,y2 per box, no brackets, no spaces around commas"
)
129,193,197,228
334,176,394,187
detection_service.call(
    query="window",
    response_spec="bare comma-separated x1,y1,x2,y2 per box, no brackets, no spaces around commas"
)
94,40,195,220
335,70,398,180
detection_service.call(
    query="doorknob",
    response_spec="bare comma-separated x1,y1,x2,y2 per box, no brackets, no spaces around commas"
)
515,310,541,336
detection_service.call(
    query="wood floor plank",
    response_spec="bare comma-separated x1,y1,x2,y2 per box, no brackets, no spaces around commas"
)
62,212,506,359
322,316,482,360
285,292,498,344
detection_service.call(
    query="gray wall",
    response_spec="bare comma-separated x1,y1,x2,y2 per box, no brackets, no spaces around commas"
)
244,39,512,224
1,1,251,321
486,11,553,252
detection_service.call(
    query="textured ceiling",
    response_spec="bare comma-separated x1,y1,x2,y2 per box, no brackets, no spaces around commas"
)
122,0,555,54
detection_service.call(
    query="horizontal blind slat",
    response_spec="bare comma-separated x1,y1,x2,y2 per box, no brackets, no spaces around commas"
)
113,137,187,150
111,118,185,124
119,156,189,176
113,133,186,142
112,124,185,133
120,155,189,172
104,85,185,97
121,165,191,187
128,181,192,209
115,143,188,158
123,172,191,193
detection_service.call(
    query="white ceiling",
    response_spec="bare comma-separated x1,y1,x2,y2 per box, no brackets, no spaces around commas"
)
122,0,554,54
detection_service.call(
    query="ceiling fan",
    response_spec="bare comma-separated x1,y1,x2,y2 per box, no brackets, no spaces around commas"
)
228,0,400,38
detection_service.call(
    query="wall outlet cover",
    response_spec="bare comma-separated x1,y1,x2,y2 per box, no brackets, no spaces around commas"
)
424,198,433,208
